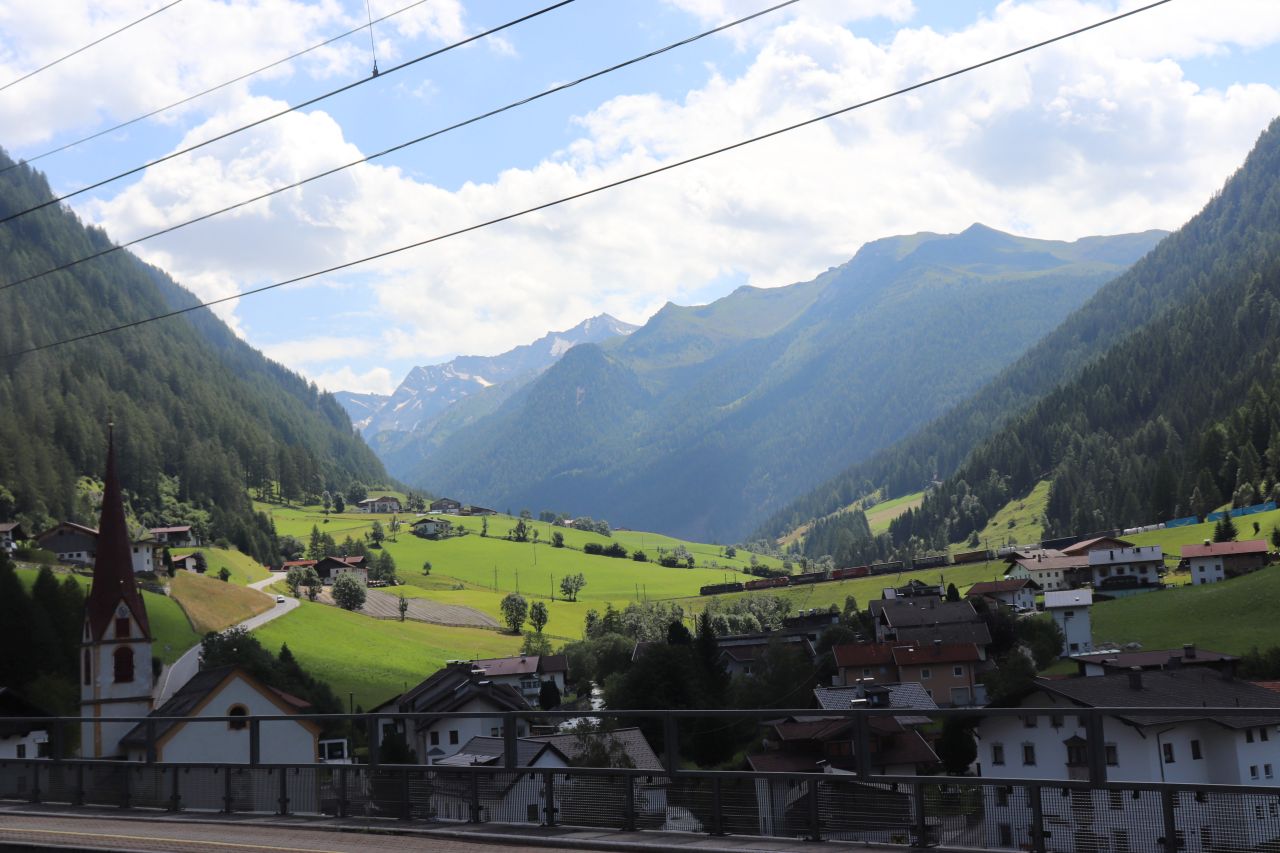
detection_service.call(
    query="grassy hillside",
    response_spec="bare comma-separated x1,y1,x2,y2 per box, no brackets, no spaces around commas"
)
252,600,521,709
1092,565,1280,654
14,567,198,664
171,546,269,585
950,480,1051,554
170,570,272,634
866,492,925,536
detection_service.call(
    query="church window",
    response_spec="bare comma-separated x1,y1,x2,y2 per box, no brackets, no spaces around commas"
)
115,617,130,638
113,647,134,683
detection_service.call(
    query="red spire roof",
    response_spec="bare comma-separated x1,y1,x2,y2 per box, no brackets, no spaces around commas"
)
85,428,150,641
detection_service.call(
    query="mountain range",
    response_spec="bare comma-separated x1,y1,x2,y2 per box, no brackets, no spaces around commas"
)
375,224,1164,541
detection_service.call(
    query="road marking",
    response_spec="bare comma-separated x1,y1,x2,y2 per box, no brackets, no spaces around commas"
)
0,826,344,853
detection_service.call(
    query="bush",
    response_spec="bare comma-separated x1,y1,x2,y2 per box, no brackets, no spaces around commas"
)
632,550,648,562
602,543,628,559
583,543,604,556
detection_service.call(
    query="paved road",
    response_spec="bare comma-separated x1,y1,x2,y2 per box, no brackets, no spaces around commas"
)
154,575,296,706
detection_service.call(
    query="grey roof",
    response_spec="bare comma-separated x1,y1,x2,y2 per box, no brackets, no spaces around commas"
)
871,598,980,628
378,663,532,725
434,736,565,767
120,667,236,747
814,684,936,726
892,622,992,647
1037,669,1280,729
0,688,51,738
529,727,664,770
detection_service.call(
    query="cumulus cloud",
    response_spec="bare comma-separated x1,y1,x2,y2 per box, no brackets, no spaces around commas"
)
48,0,1280,383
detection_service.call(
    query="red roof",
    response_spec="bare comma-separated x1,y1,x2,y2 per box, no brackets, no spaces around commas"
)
833,644,896,668
891,643,981,666
282,560,317,568
1181,540,1269,558
85,432,150,641
966,578,1037,596
1062,536,1133,556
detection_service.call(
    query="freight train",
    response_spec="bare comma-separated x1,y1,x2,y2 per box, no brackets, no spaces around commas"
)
697,554,972,596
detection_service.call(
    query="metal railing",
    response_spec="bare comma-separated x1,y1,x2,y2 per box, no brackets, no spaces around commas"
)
6,705,1280,853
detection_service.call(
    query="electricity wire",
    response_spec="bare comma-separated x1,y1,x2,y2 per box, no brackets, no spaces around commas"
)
0,0,436,177
0,0,1174,361
0,0,802,294
0,0,579,227
0,0,187,94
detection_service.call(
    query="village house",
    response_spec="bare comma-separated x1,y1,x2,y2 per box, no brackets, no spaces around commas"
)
0,521,27,553
37,521,155,574
869,597,992,649
1086,544,1164,597
833,642,986,706
468,654,569,703
313,555,367,585
1183,539,1271,585
976,669,1280,853
462,505,498,516
429,498,463,514
411,517,451,539
1069,645,1237,677
0,688,50,760
170,553,201,573
1004,550,1089,592
357,495,401,514
372,662,534,764
714,631,818,677
1044,589,1093,657
965,578,1039,611
148,525,197,548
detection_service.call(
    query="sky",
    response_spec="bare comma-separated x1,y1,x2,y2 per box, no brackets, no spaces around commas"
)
1,0,1279,396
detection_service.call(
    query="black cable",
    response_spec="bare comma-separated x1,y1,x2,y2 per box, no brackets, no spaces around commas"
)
0,0,435,178
0,0,579,227
0,0,187,94
0,0,802,294
0,0,1175,361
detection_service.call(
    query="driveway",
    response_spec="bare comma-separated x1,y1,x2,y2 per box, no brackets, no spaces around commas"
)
153,574,297,705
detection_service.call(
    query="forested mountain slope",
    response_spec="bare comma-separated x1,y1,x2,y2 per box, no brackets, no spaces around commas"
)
408,225,1163,541
825,116,1280,559
0,150,386,560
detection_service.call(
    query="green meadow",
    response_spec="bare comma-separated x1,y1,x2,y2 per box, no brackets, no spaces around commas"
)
170,546,269,585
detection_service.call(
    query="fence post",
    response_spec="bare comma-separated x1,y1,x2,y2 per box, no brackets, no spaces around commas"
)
338,766,348,818
709,777,725,836
503,715,518,770
913,781,929,847
145,720,157,765
400,767,411,821
542,770,557,827
1085,711,1107,785
168,766,181,812
806,777,821,842
622,773,636,832
277,767,290,816
28,761,40,804
469,773,482,823
663,714,680,775
50,721,63,761
222,767,233,814
249,719,260,767
74,762,85,806
366,716,380,770
852,713,872,779
120,764,131,810
1161,789,1178,853
1028,785,1047,853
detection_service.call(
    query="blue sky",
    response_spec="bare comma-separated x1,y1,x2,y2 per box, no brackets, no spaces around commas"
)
2,0,1279,394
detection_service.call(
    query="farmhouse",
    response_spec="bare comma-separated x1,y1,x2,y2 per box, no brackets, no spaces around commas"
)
37,521,156,574
430,498,462,514
373,662,534,764
313,555,367,585
170,553,201,573
1004,551,1089,592
1070,645,1237,677
1044,589,1093,657
411,517,451,539
468,654,569,702
1086,544,1164,596
463,505,497,516
965,578,1039,611
977,669,1280,853
0,688,50,760
1182,539,1270,585
0,522,27,552
358,495,401,514
869,597,992,649
833,642,986,706
714,632,818,677
149,525,197,547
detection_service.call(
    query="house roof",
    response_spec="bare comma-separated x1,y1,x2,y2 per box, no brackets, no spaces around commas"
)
720,644,769,663
966,578,1039,596
814,683,937,714
387,663,532,724
1036,669,1280,729
0,688,52,738
1181,540,1270,558
0,522,25,535
528,727,663,770
833,644,895,668
1062,536,1134,556
85,433,150,641
870,598,980,628
1071,648,1236,670
39,521,98,539
538,654,568,675
893,623,993,647
434,736,565,767
892,643,982,666
281,559,316,568
359,496,400,505
149,526,191,535
1044,590,1093,609
878,729,942,767
1009,554,1089,574
471,655,541,677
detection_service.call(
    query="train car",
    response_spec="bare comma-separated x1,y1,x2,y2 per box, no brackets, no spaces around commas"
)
831,565,871,580
789,570,829,585
952,548,994,565
700,582,745,596
910,554,949,570
745,577,789,590
868,561,904,576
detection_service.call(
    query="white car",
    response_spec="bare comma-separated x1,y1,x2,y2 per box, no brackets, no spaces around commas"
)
275,595,287,604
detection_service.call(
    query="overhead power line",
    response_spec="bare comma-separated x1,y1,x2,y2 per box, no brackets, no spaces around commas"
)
0,0,187,95
0,0,435,178
0,0,1174,362
0,0,578,228
0,0,803,295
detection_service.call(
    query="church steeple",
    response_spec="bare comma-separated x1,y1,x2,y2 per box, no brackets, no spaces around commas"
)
84,423,150,641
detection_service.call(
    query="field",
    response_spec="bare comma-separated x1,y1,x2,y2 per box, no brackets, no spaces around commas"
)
1092,564,1280,654
865,492,925,535
170,570,272,634
251,600,521,709
315,586,498,628
14,566,199,664
170,546,269,585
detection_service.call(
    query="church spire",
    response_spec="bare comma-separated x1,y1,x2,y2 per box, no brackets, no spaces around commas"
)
85,423,150,641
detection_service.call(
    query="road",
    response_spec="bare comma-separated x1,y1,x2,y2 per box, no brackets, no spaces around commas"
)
154,575,297,706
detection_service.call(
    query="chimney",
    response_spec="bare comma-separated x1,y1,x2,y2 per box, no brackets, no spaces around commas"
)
1128,666,1143,691
1183,643,1197,660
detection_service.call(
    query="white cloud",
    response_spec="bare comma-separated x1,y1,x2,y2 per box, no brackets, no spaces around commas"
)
310,364,397,395
62,0,1280,384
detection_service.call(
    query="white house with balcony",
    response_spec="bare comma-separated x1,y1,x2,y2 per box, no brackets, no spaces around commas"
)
977,669,1280,853
1044,589,1092,657
1087,545,1163,597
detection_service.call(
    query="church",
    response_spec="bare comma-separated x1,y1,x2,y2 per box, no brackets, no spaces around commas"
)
80,429,319,766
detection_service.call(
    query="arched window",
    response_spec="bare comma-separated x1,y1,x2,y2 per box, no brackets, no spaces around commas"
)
228,705,249,731
113,647,134,683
